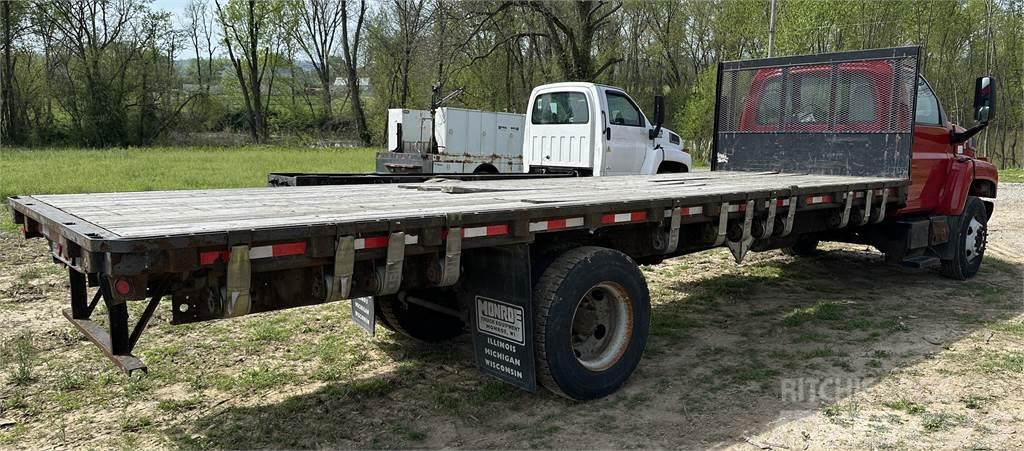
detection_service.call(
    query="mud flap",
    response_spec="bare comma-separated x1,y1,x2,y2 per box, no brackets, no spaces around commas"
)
461,244,536,392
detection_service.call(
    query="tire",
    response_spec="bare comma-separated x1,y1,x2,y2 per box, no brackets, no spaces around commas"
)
472,164,499,174
783,236,819,257
375,291,464,341
941,196,988,280
656,163,688,174
374,307,396,332
533,246,651,400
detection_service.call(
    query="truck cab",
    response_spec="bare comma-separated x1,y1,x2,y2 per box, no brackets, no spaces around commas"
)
733,60,998,219
720,48,999,279
522,82,691,176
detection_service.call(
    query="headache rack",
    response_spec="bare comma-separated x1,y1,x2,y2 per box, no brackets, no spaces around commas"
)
713,46,920,178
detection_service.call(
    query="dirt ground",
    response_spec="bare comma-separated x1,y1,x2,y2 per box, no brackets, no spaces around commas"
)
1,187,1021,450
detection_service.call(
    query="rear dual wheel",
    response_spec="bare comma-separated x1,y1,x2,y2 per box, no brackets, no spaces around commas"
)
782,236,819,257
533,247,651,400
375,291,464,341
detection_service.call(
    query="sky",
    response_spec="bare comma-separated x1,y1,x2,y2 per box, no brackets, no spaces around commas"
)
152,0,192,16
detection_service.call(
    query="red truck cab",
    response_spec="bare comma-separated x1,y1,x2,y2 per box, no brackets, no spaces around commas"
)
905,76,998,217
727,49,999,279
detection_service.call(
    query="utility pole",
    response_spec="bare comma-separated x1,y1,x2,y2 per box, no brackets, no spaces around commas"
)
767,0,777,57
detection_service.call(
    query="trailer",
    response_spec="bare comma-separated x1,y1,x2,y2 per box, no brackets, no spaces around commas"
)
6,48,1000,400
380,107,527,174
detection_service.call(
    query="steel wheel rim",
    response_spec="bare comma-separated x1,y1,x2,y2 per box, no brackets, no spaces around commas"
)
569,282,633,371
964,217,986,263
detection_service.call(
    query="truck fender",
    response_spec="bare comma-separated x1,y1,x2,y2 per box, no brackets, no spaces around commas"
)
937,158,975,217
654,148,691,174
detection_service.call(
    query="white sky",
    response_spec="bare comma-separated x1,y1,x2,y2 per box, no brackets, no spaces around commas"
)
152,0,191,15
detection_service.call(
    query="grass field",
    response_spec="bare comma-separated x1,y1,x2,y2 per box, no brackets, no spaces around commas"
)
0,146,376,231
1002,167,1024,183
0,146,376,202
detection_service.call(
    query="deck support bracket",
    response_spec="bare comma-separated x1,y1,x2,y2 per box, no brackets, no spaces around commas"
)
780,196,798,237
762,198,778,238
874,189,889,224
224,245,251,318
435,226,462,287
327,236,355,301
859,189,873,226
839,190,855,228
713,202,729,246
727,200,755,263
378,232,406,295
666,207,681,253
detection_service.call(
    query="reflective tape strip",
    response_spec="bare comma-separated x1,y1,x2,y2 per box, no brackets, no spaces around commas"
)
529,217,585,232
601,211,647,224
200,250,230,265
355,234,418,250
249,242,306,259
806,195,834,205
727,203,747,213
463,224,509,238
200,241,308,265
681,206,703,216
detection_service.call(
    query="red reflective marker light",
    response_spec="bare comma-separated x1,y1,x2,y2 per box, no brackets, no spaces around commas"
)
114,278,132,296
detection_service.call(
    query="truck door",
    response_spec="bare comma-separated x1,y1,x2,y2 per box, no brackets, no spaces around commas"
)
905,77,952,213
525,90,594,171
602,89,648,175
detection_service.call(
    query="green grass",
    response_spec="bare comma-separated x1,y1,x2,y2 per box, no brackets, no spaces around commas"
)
920,411,964,432
782,302,843,326
2,333,37,385
882,399,926,415
0,146,377,228
1001,167,1024,183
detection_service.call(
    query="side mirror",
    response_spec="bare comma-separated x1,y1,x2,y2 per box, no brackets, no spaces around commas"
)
648,95,665,140
973,76,996,123
952,76,996,144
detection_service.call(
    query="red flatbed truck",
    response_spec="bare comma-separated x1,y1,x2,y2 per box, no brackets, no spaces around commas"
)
6,47,1000,400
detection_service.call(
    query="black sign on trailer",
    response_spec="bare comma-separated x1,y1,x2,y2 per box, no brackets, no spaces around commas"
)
350,297,376,336
462,244,537,392
712,46,920,179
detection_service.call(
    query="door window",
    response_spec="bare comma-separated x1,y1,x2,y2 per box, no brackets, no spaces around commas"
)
606,92,643,127
915,77,941,125
531,92,589,124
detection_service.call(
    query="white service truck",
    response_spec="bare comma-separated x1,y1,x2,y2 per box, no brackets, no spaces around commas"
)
378,82,692,176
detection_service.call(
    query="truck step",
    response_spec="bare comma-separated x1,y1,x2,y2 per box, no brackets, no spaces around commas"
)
901,256,941,269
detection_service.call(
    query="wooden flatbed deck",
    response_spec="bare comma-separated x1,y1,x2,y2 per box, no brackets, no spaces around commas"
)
9,171,907,253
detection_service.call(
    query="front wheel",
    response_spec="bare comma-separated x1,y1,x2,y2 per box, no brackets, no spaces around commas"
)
941,196,988,280
533,247,651,400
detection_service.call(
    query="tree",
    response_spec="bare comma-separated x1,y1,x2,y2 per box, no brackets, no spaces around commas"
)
215,0,283,142
289,0,346,122
522,1,624,81
0,0,23,143
184,0,218,91
339,0,370,144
